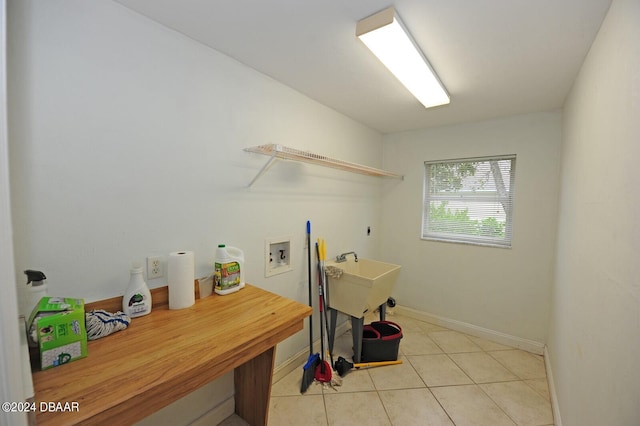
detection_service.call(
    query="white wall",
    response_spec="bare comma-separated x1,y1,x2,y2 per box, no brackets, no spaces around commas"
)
381,111,562,344
7,0,383,421
547,0,640,424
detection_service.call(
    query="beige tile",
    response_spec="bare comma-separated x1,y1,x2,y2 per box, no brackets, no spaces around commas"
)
364,311,381,324
275,318,554,426
326,362,376,393
268,395,327,426
218,414,249,426
449,352,519,384
392,315,447,332
431,385,516,426
428,331,483,353
401,330,444,355
391,315,427,332
273,363,323,396
408,354,473,387
532,353,544,362
324,391,391,425
489,350,547,380
481,381,554,426
368,354,426,390
332,331,357,360
379,388,454,425
524,378,551,401
417,321,448,333
467,335,514,351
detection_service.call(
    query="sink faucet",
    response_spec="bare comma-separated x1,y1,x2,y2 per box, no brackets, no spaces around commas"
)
336,251,358,263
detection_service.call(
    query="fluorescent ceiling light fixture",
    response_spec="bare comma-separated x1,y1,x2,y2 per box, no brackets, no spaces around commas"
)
356,7,450,108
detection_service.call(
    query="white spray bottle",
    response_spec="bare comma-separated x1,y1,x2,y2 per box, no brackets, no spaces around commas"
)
122,262,152,318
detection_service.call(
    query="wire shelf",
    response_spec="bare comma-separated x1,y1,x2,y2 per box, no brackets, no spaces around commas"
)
244,144,403,186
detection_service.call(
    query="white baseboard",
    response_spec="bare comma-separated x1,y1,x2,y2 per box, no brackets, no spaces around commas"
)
544,346,562,426
190,396,234,426
273,320,351,383
395,305,546,355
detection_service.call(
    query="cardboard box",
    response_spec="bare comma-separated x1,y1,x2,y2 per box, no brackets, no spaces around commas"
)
28,297,87,370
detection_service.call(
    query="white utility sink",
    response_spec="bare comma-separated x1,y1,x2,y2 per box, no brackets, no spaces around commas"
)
326,258,401,318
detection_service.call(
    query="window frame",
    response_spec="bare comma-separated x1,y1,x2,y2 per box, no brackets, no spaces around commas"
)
421,154,516,248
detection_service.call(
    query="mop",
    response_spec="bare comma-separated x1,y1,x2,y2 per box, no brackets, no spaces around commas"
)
314,240,342,388
85,310,131,340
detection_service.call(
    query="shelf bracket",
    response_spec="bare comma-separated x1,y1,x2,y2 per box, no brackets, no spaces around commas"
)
247,146,280,187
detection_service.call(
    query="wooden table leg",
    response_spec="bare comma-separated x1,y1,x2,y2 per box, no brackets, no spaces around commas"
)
234,346,275,426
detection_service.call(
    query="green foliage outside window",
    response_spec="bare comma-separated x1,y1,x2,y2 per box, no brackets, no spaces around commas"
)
428,202,506,238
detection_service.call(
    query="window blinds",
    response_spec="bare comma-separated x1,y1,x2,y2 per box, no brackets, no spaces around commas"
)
422,155,516,247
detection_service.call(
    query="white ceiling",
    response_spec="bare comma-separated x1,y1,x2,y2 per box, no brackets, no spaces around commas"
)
114,0,612,134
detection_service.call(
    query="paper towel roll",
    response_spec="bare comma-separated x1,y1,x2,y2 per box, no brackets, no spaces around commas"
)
168,251,195,310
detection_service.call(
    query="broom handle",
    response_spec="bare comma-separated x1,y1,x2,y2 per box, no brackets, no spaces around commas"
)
353,360,403,368
307,221,312,355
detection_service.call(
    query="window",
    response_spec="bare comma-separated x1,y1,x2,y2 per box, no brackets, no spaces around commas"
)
422,155,516,247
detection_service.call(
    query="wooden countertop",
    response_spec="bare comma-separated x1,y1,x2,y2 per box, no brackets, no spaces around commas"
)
32,284,312,425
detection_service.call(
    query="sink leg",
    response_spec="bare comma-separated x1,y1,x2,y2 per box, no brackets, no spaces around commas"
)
328,308,337,355
351,316,364,363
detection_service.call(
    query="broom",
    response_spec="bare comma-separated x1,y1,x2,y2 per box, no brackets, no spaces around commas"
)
300,221,319,393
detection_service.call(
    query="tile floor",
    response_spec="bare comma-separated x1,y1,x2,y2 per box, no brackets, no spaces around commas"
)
221,313,554,426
